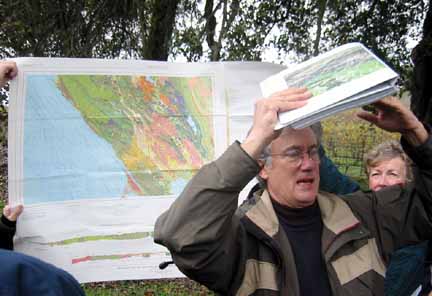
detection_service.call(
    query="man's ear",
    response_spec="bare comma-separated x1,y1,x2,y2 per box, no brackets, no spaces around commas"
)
258,160,269,180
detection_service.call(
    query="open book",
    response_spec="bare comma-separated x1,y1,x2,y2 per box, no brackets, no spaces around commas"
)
260,42,399,129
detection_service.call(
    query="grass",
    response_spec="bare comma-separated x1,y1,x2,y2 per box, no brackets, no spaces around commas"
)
82,279,214,296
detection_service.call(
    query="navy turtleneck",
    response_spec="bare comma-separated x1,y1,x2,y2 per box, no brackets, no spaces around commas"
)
271,199,332,296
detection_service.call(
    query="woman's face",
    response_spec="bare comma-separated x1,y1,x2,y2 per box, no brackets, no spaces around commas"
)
368,157,407,192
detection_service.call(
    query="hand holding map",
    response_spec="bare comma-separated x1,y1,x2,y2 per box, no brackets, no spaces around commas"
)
0,60,18,87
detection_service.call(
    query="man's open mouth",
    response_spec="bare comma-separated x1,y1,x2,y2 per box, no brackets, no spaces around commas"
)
296,177,314,184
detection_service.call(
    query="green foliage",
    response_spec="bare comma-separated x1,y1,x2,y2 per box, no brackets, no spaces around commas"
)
0,0,428,78
322,108,399,180
82,279,214,296
0,0,174,59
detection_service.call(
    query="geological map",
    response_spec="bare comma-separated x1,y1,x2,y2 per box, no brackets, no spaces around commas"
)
24,74,214,204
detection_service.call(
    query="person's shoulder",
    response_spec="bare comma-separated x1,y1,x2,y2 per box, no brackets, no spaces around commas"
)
326,190,374,217
0,249,85,295
342,186,407,216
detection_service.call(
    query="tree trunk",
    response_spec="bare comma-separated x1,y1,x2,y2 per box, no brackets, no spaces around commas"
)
410,0,432,125
313,0,327,56
143,0,180,60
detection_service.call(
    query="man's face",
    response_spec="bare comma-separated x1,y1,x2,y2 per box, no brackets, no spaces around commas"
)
368,157,407,191
259,127,320,208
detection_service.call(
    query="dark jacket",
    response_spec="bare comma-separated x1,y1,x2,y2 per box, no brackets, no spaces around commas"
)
318,145,360,194
155,135,432,296
318,145,430,295
0,249,85,295
0,215,16,250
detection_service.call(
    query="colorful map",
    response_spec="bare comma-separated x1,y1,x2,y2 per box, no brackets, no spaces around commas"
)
24,75,214,203
11,59,278,283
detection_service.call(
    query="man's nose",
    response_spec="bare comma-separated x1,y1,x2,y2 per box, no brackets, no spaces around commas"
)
300,154,316,169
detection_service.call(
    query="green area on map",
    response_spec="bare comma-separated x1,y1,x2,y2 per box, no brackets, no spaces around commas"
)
57,75,214,196
47,231,154,246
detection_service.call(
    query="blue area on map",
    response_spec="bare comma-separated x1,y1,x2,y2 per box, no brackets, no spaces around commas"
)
169,178,188,195
186,115,197,134
24,75,132,204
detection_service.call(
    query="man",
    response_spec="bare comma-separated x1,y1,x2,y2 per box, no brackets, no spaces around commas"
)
155,88,432,295
155,87,432,295
0,60,86,295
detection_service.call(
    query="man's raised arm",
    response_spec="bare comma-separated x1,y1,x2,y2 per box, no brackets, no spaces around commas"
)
154,88,311,293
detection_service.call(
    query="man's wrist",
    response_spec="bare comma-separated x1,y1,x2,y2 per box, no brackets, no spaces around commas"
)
241,138,266,161
402,123,428,147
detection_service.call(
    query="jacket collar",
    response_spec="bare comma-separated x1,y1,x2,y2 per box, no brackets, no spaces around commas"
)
245,190,279,237
317,191,360,235
244,190,360,238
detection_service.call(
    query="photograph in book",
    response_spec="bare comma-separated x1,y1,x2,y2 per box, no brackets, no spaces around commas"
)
282,45,385,96
260,43,399,129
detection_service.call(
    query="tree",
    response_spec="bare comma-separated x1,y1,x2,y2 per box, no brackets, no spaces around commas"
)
321,0,427,83
142,0,180,60
0,0,180,59
171,0,427,82
410,0,432,125
171,0,241,61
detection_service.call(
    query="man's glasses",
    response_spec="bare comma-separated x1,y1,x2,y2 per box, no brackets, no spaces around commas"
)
269,147,320,166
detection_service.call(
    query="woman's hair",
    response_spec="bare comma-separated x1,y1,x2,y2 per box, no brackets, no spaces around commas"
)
363,140,413,181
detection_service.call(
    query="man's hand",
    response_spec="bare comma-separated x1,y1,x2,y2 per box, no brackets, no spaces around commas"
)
3,204,24,222
358,97,428,146
0,61,18,88
241,88,311,160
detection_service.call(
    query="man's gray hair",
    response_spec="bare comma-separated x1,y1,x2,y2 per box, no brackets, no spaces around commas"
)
259,122,323,166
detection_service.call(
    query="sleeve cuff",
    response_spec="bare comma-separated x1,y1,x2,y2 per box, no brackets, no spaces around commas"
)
1,215,16,228
401,123,432,168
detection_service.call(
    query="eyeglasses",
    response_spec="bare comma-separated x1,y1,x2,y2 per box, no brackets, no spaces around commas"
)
269,146,320,166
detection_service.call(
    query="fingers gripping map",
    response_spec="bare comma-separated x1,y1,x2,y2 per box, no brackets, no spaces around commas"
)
8,59,284,282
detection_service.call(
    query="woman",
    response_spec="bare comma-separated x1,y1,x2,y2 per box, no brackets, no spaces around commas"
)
364,140,431,296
